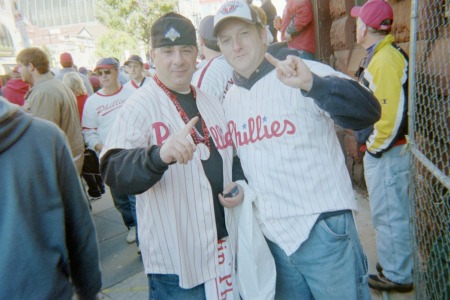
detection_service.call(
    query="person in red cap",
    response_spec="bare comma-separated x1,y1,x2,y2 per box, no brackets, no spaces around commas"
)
351,0,413,293
56,52,94,96
82,57,138,246
1,65,30,106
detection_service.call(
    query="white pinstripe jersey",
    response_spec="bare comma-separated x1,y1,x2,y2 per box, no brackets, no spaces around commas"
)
82,86,134,149
223,61,359,255
101,79,234,288
192,55,234,103
124,77,149,90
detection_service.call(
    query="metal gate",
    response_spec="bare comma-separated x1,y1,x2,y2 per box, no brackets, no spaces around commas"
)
409,0,450,298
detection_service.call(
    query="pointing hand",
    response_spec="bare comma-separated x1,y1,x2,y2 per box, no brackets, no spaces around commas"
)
265,53,313,92
160,117,199,164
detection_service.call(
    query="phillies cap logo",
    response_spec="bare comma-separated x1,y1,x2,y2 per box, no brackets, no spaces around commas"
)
220,2,240,15
164,27,181,42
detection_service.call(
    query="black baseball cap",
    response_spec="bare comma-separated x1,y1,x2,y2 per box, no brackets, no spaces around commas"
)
124,55,144,66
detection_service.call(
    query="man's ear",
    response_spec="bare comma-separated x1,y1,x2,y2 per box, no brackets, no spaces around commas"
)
360,22,368,37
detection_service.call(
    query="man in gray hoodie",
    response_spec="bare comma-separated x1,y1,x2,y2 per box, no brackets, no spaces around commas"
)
0,97,102,299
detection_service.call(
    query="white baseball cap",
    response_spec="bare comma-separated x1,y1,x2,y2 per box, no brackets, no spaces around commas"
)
213,0,260,36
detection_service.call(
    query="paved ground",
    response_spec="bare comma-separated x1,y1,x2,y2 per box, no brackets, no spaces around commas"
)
90,187,414,300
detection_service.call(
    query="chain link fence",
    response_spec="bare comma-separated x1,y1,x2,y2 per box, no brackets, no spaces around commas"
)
409,0,450,298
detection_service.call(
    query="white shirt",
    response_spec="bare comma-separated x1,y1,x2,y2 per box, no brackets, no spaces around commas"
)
82,86,134,149
101,79,234,288
192,55,234,103
124,77,149,90
223,61,358,255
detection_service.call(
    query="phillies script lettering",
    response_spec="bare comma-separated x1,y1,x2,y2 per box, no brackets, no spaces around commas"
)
96,98,128,116
152,115,296,148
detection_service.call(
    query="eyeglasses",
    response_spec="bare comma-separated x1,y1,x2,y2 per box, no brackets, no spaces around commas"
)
97,70,112,76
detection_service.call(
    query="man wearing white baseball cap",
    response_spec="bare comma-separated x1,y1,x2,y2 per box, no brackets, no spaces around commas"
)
214,1,381,299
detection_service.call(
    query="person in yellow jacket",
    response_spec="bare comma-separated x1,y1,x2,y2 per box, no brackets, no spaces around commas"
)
352,0,413,293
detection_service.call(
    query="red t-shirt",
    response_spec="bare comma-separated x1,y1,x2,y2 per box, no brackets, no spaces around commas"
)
76,93,89,123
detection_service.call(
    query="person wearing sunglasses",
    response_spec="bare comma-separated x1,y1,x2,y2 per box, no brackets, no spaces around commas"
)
82,57,139,248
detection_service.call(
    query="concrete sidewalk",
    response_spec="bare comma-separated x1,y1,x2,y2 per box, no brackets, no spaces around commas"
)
91,187,413,300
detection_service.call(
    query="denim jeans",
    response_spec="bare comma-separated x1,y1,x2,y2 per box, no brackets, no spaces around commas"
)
109,187,137,229
267,211,371,300
148,274,205,300
364,145,413,284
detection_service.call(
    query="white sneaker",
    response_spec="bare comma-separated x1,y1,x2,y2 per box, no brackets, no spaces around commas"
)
127,226,136,243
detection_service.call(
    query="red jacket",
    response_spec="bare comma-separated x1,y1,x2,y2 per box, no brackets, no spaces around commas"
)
2,79,30,106
76,93,89,123
280,0,315,54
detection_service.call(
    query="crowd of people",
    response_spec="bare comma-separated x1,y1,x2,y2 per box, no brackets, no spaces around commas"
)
0,0,413,299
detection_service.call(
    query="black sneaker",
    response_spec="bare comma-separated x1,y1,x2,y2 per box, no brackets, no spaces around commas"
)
368,274,413,293
88,190,102,199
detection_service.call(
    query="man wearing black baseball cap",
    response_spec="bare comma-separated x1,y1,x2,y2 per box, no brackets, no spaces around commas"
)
124,54,147,89
101,12,245,299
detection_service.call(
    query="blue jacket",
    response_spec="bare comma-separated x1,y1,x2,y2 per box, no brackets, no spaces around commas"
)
0,97,101,299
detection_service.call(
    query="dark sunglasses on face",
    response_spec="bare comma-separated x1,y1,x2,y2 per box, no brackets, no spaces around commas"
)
97,70,112,76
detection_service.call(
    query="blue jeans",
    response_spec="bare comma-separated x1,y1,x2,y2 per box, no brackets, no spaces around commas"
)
364,145,413,284
109,187,137,230
148,274,205,300
267,211,371,300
